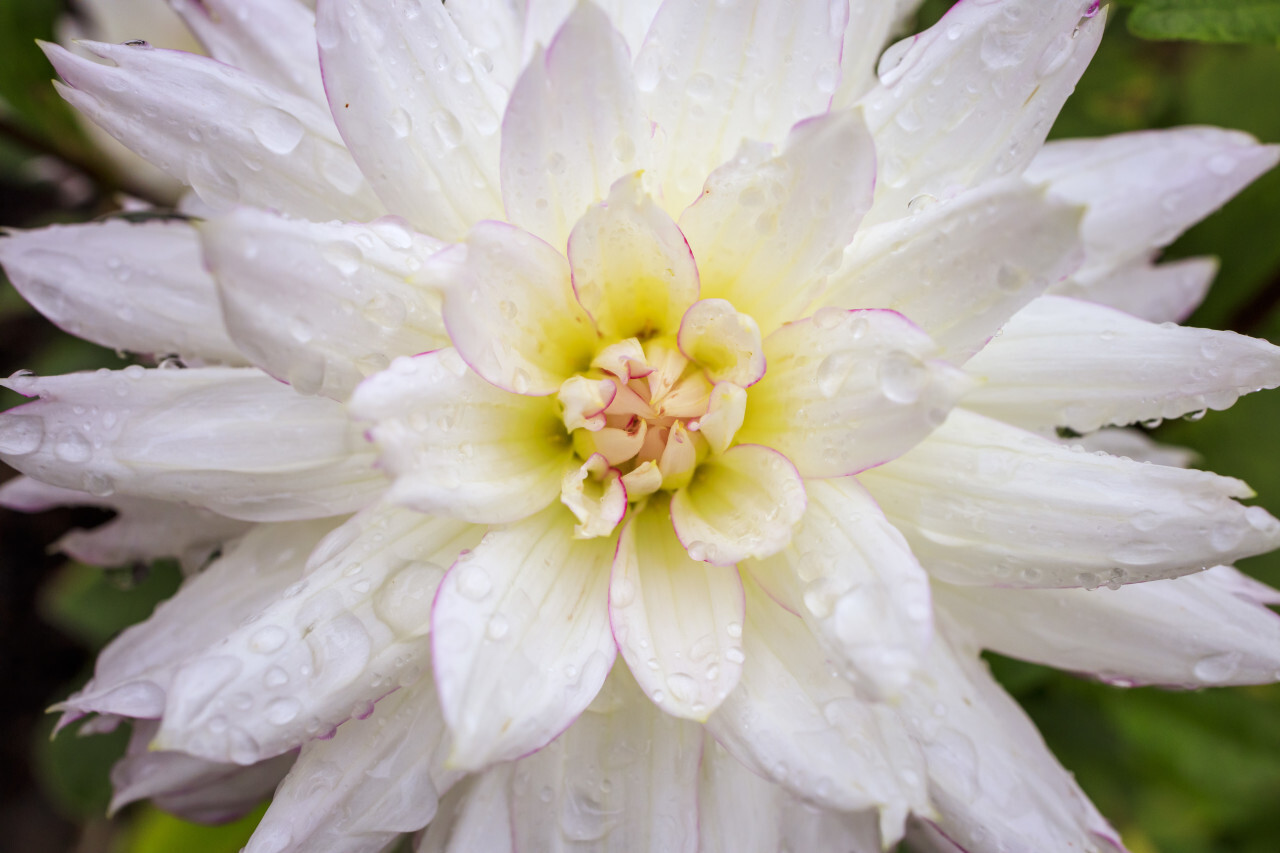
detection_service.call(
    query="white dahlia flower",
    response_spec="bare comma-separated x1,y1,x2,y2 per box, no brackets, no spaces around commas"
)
4,0,1280,851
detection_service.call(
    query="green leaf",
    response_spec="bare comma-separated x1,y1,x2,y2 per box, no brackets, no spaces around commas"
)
1126,0,1280,44
0,0,90,151
121,803,268,853
39,560,183,650
33,712,130,820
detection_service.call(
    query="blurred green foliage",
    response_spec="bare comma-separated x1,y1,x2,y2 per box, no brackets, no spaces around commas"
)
2,2,1280,853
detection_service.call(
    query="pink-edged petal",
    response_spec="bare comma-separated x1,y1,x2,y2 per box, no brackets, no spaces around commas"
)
170,0,326,104
110,720,294,823
859,409,1280,588
441,221,598,395
669,444,806,565
432,504,615,771
704,574,928,842
350,349,574,524
315,0,505,240
502,3,650,248
610,499,745,721
1027,126,1280,282
636,0,847,210
0,476,249,573
0,368,383,522
42,40,384,221
507,664,702,853
860,0,1105,223
746,477,931,699
155,504,482,764
964,294,1280,433
1051,254,1217,325
737,309,970,478
676,299,765,387
200,208,449,401
244,672,453,853
417,767,514,853
678,109,877,331
936,566,1280,689
700,740,886,853
523,0,664,60
0,218,243,364
819,178,1086,362
569,173,700,341
55,519,335,725
896,622,1124,853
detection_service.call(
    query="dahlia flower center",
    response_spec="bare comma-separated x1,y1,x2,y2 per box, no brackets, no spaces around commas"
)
556,296,762,538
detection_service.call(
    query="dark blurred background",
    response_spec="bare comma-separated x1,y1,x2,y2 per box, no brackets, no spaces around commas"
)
3,1,1280,851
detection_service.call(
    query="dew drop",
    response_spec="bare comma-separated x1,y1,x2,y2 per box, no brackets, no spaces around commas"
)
249,107,305,155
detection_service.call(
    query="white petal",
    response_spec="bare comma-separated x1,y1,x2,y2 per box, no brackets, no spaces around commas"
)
678,109,877,330
936,566,1280,688
637,0,847,209
156,503,482,764
860,0,1105,223
819,178,1085,362
316,0,505,240
568,174,700,341
699,737,885,853
502,3,650,248
0,368,383,522
432,505,615,770
0,218,243,364
42,41,384,221
737,309,970,478
416,768,514,853
610,501,745,720
832,1,916,106
746,478,931,699
704,575,927,840
523,0,664,60
350,350,574,524
676,300,765,387
445,0,524,91
0,475,249,573
200,208,449,400
1066,428,1198,469
897,623,1124,853
1049,254,1217,325
111,720,294,823
669,444,806,565
169,0,327,104
58,520,334,724
1026,126,1280,280
245,673,452,853
441,222,598,395
859,409,1280,588
964,295,1280,432
508,664,702,853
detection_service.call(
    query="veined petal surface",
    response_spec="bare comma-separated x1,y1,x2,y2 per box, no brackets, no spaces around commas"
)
201,208,449,400
859,409,1280,588
678,108,877,331
0,368,383,521
42,40,384,221
502,3,650,249
0,218,244,364
963,295,1280,432
860,0,1105,223
636,0,848,209
432,505,615,770
611,500,745,720
316,0,506,240
350,349,573,524
936,566,1280,689
737,309,970,478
